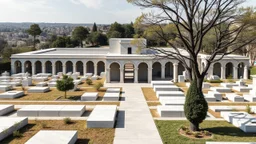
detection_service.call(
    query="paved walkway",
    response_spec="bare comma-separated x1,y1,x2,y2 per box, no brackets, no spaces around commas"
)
105,83,163,144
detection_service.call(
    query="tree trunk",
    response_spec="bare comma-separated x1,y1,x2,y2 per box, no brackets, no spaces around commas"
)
80,41,83,48
190,122,199,131
64,91,67,99
33,36,36,49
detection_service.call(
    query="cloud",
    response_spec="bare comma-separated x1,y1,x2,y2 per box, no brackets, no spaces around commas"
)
70,0,103,9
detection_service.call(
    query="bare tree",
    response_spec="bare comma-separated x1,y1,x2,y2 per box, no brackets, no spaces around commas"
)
128,0,256,131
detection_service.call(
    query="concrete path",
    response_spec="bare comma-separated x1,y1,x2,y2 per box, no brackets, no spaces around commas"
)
105,83,163,144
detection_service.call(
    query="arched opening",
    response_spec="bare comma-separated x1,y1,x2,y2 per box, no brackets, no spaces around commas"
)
24,61,32,74
97,61,105,76
152,62,161,80
35,61,42,74
226,62,233,78
110,63,120,82
124,63,134,83
178,63,185,75
165,62,173,79
213,63,221,77
87,61,94,74
45,61,52,74
138,63,148,83
55,61,63,74
66,61,73,73
76,61,83,75
238,62,245,79
15,61,22,74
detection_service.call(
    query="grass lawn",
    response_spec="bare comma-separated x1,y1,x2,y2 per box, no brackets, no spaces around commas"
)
156,120,256,144
142,88,158,101
251,66,256,76
147,102,161,106
3,120,115,144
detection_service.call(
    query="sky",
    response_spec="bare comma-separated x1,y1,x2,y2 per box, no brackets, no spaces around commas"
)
0,0,255,24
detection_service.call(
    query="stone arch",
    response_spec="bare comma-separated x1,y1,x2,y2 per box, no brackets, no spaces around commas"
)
213,63,221,77
138,62,148,83
165,62,173,78
226,62,233,78
76,61,83,75
110,62,120,82
45,61,52,74
152,62,161,80
97,61,105,75
238,62,245,79
66,61,73,73
14,60,22,73
35,61,42,74
24,61,32,74
55,61,63,74
87,61,94,74
178,63,185,75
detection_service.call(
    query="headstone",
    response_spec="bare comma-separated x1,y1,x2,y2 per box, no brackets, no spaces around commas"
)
178,75,185,82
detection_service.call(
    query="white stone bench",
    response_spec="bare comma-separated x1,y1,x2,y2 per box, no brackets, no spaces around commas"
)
32,77,48,82
210,106,234,112
91,76,98,80
0,91,24,99
0,105,14,116
48,82,57,87
156,91,184,98
85,73,93,78
106,88,121,93
103,93,120,101
151,81,174,87
0,76,11,81
221,112,256,133
153,85,180,92
28,87,50,93
0,117,28,141
0,85,12,92
243,95,256,102
0,82,21,87
157,106,185,117
220,83,239,88
233,86,252,92
36,82,48,87
226,93,244,102
73,79,82,85
210,87,232,93
80,76,88,81
36,73,52,77
25,130,78,144
81,92,98,101
87,105,117,128
207,91,222,101
159,97,185,106
17,105,86,117
204,95,216,102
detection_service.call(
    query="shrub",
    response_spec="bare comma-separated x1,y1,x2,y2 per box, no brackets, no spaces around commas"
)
179,125,187,131
63,117,72,124
184,80,208,131
203,130,211,136
86,79,93,85
246,104,252,114
94,82,103,91
227,74,233,80
13,130,23,138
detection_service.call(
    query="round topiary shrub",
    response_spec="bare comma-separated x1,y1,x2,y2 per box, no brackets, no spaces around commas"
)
184,80,208,131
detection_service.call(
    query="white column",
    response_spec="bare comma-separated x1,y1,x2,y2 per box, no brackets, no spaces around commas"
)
161,65,165,79
244,65,248,79
120,68,124,83
148,67,152,83
233,66,238,79
221,66,226,79
52,63,56,75
106,68,110,83
83,64,87,76
134,68,138,83
94,64,98,76
11,63,15,74
73,64,76,73
63,64,66,74
32,63,35,76
173,63,178,82
42,63,46,73
21,62,25,73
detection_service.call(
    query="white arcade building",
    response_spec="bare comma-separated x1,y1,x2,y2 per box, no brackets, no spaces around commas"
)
11,38,250,83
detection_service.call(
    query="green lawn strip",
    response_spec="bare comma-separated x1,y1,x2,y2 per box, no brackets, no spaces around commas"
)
155,120,256,144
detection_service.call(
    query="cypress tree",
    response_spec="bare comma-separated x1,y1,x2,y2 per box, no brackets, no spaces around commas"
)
92,22,97,32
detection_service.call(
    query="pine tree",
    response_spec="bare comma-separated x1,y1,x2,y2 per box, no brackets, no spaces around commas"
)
92,22,97,32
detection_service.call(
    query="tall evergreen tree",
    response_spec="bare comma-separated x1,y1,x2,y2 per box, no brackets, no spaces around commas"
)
92,22,98,32
27,24,42,50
